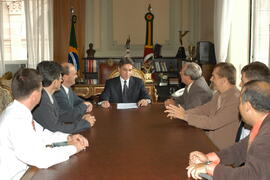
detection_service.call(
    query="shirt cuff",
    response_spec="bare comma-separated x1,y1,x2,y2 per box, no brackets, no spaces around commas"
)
146,99,151,104
65,145,77,157
98,101,104,106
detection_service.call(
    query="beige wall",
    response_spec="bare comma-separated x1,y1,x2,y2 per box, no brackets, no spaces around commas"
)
53,0,214,62
85,0,214,57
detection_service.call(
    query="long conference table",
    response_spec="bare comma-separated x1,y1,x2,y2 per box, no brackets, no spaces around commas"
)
23,104,217,180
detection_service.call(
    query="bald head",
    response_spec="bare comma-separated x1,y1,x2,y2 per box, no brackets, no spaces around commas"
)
61,63,78,87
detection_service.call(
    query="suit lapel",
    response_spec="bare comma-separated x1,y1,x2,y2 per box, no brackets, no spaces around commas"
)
127,77,134,97
116,77,123,102
68,87,74,105
60,86,72,105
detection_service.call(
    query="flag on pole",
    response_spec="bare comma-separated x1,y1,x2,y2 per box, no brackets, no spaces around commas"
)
143,4,154,62
68,15,80,71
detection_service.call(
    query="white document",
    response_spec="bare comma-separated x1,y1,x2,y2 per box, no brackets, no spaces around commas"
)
117,103,138,109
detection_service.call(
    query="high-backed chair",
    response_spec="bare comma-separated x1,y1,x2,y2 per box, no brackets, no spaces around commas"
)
99,60,118,84
0,72,13,113
0,86,13,113
109,68,146,82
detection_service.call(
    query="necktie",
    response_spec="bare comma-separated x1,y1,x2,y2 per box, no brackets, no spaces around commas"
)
122,80,128,103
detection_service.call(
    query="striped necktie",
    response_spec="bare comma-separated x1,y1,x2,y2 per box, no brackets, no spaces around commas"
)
122,80,128,103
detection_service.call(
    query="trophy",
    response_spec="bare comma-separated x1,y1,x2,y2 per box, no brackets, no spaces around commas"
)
143,62,153,83
175,30,189,59
188,45,196,61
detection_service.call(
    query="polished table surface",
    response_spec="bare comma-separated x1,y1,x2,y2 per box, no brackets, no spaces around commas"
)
28,104,217,180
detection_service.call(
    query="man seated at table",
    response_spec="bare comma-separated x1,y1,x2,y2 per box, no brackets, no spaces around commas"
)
235,61,270,142
165,62,240,149
186,80,270,180
54,62,93,122
33,61,95,134
0,68,89,180
100,57,151,108
164,62,212,110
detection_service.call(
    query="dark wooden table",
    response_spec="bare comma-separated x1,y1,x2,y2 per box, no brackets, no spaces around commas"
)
26,104,217,180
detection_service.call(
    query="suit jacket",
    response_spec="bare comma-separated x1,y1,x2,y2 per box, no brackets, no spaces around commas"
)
32,89,90,133
184,87,240,149
54,86,87,122
100,76,151,103
214,115,270,179
173,76,212,110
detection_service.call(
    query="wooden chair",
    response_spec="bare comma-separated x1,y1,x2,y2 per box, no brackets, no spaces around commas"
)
0,72,13,113
99,60,118,84
108,68,146,82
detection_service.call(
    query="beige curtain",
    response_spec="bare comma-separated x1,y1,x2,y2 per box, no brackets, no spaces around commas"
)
214,0,234,62
24,0,53,68
0,2,5,76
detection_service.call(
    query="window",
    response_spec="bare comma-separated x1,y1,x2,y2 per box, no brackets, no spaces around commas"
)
1,0,27,64
251,0,270,66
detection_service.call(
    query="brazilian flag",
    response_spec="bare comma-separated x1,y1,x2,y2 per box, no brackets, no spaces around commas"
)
68,15,80,70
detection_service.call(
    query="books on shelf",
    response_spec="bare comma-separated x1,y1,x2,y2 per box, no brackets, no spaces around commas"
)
154,61,168,72
134,62,142,70
85,59,98,84
169,77,179,85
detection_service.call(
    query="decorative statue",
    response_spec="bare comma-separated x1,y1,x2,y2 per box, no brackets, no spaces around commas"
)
175,30,189,59
86,43,96,59
124,36,131,57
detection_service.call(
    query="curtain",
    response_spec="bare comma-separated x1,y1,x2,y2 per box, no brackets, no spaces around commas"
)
214,0,234,62
24,0,53,69
0,2,5,76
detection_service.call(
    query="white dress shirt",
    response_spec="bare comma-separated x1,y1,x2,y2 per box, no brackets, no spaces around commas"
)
62,84,69,96
186,82,193,93
0,100,77,180
120,77,130,92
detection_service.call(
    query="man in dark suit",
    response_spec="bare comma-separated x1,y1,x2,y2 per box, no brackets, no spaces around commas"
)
54,63,94,123
164,62,212,110
186,80,270,180
100,57,151,108
32,61,95,133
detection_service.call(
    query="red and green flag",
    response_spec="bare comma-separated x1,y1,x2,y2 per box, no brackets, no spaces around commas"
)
143,5,154,62
68,15,80,70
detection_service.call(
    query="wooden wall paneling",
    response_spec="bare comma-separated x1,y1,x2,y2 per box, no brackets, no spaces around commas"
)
53,0,86,77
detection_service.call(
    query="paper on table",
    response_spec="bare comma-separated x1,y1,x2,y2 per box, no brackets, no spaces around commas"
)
117,103,138,109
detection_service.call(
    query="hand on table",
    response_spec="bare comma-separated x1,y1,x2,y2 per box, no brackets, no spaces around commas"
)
84,102,93,112
189,151,209,165
101,101,111,108
137,99,149,107
83,114,96,127
164,98,176,107
186,163,207,180
164,104,185,119
68,134,89,152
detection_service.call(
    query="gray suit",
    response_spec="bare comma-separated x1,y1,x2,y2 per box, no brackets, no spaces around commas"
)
173,76,212,110
32,90,90,133
54,86,87,122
